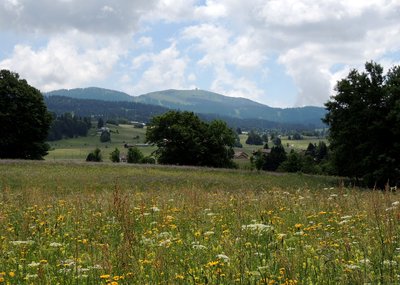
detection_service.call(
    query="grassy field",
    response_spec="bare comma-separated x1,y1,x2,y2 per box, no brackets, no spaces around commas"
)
1,160,399,284
47,125,156,161
46,125,325,167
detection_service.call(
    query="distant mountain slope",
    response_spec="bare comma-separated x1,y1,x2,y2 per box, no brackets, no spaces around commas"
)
45,87,327,127
44,96,168,123
46,87,134,102
135,89,326,127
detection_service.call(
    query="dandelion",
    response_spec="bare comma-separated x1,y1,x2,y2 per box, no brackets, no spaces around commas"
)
100,274,110,279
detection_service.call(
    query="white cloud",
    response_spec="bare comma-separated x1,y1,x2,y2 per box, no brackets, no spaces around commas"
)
0,0,157,34
194,0,227,20
1,0,400,106
129,43,189,95
0,32,122,91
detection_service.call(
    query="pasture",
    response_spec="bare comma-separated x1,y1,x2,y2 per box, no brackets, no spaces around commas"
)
0,160,399,284
46,124,324,166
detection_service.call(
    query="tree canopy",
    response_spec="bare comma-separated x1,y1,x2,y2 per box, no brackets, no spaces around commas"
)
324,62,400,187
0,70,52,159
146,111,236,168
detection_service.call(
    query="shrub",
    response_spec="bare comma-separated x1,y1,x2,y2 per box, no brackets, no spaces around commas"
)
86,148,102,162
127,147,144,163
110,148,120,163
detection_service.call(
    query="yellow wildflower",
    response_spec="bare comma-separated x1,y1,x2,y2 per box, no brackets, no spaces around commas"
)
100,274,110,279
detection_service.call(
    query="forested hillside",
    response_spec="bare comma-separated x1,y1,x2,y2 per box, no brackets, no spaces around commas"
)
44,96,169,123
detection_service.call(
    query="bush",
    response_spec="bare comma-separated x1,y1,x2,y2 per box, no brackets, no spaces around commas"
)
110,148,120,163
100,130,111,143
86,148,102,162
127,147,144,163
141,156,156,164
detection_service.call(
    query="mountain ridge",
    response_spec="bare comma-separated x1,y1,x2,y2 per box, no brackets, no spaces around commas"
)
45,87,326,127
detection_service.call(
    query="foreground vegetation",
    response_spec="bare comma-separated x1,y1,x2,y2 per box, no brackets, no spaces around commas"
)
1,161,399,284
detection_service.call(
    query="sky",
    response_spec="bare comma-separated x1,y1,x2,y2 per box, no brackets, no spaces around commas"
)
1,0,400,107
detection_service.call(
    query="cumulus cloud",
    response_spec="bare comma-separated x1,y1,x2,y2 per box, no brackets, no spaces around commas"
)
0,0,157,34
1,0,400,106
128,43,189,95
0,32,122,91
210,0,400,105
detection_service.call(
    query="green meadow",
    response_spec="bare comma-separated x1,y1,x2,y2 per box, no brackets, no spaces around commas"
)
1,160,400,284
46,124,324,165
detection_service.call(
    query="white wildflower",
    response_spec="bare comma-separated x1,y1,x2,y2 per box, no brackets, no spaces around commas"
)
151,206,160,212
192,244,207,250
242,223,272,233
28,261,40,267
359,258,370,265
341,215,352,220
49,242,63,247
345,264,360,270
25,274,38,279
10,240,34,246
204,231,215,236
159,239,171,247
158,232,171,239
216,254,230,262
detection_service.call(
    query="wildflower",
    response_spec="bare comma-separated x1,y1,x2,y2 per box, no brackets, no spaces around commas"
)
204,231,214,236
49,242,63,247
9,272,15,278
277,233,286,241
294,223,303,229
10,240,34,246
216,254,230,263
100,274,110,279
28,261,40,267
242,223,272,233
159,239,171,247
207,260,219,267
192,243,207,250
151,206,160,212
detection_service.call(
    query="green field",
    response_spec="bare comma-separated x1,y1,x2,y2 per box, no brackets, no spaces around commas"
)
1,160,399,284
46,125,325,167
47,124,156,161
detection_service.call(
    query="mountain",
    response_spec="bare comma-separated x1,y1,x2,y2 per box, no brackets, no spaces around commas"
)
44,96,168,123
45,87,327,127
135,89,326,127
45,87,134,102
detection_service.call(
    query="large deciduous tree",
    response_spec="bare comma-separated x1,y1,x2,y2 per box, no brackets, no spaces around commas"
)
0,70,52,159
146,111,236,168
324,62,400,187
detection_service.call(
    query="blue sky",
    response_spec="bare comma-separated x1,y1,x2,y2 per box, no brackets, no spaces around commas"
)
1,0,399,107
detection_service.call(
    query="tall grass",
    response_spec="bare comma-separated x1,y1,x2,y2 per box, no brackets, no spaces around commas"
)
0,161,399,284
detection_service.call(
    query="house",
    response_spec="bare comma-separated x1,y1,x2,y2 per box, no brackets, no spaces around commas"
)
234,151,249,159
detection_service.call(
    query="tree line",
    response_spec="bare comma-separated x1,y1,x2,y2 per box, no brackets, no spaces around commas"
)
47,113,92,141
